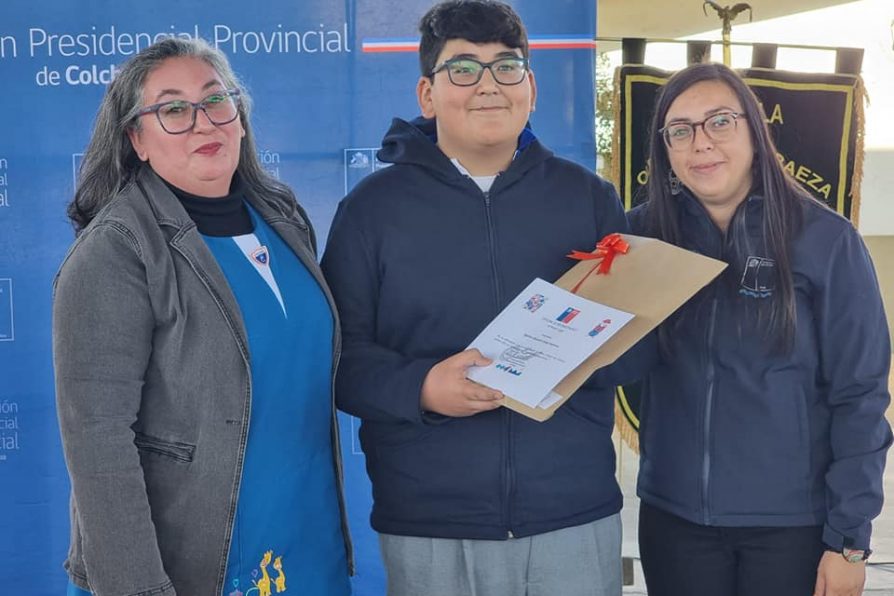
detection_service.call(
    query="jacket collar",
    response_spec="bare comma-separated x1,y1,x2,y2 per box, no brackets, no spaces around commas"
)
376,116,553,191
676,187,765,229
134,166,304,234
133,165,197,232
128,167,327,363
674,188,766,258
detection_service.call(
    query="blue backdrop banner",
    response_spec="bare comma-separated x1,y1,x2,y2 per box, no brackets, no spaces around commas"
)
0,1,596,594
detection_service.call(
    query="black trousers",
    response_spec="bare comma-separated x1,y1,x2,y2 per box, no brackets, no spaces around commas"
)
639,502,825,596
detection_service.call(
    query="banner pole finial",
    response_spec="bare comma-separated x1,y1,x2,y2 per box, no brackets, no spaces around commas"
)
702,1,753,66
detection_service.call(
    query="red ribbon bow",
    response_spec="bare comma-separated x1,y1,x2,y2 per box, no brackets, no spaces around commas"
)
566,233,630,294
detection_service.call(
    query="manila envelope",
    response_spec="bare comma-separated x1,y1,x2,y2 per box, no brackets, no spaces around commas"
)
501,234,727,421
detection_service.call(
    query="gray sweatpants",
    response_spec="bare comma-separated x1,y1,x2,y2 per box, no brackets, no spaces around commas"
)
379,514,622,596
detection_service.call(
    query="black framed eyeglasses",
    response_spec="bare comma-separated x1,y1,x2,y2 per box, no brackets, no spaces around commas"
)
430,56,529,86
136,88,241,135
660,111,745,151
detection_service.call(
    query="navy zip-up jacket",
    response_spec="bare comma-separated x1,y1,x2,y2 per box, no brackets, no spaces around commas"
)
322,117,638,539
630,191,891,551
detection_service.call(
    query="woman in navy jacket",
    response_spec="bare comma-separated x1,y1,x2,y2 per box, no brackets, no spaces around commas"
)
630,62,891,596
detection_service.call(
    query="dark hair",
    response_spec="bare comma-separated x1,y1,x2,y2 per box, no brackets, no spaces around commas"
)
418,0,529,77
69,37,295,232
640,62,810,350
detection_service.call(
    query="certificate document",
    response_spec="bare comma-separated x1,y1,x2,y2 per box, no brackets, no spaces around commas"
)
466,278,634,409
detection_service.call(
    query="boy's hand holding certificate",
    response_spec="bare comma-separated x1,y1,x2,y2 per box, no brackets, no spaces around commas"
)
465,278,633,410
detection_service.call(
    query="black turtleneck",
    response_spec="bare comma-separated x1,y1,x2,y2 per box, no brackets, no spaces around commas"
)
162,176,253,237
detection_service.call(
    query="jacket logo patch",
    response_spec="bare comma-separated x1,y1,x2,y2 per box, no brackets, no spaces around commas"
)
739,256,775,298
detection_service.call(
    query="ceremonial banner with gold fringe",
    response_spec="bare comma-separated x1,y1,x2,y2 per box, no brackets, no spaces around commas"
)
611,64,866,452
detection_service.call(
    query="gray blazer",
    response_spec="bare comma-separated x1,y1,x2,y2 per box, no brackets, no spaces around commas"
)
53,167,352,596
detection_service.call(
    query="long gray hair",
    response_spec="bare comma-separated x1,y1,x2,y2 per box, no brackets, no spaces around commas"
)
69,37,294,232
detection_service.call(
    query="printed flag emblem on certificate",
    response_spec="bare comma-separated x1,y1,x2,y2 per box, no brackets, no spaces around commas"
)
466,278,634,410
555,307,581,324
589,319,611,337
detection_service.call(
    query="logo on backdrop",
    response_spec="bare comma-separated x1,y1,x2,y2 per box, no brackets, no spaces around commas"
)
348,152,369,168
343,148,391,195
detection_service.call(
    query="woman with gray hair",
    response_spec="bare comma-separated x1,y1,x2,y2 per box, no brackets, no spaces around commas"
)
55,37,352,596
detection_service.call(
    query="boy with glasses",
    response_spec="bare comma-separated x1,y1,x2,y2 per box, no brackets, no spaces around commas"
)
322,2,635,594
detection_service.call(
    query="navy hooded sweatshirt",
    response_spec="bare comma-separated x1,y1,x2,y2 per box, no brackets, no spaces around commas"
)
321,117,643,539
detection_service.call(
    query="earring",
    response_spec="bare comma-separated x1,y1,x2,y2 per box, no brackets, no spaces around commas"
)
668,170,682,195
